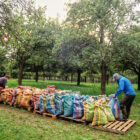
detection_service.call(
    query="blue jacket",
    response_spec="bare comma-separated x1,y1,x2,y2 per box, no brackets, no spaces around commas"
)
115,75,136,96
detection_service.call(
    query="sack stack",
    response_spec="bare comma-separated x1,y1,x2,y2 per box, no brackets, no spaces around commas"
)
0,86,122,126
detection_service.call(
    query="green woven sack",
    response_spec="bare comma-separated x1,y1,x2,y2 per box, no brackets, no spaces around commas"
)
92,105,108,126
83,102,94,122
104,105,115,122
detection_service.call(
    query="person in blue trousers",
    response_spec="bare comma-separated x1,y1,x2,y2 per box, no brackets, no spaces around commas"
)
113,73,136,121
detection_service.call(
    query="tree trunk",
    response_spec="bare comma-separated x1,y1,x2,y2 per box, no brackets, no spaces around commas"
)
43,72,45,81
77,69,81,86
106,74,109,84
92,77,94,83
71,73,73,83
138,73,140,90
84,76,87,83
18,63,24,85
101,60,106,95
35,69,38,82
65,76,68,81
100,25,106,95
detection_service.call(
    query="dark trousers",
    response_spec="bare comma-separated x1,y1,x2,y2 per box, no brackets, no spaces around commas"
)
120,95,135,119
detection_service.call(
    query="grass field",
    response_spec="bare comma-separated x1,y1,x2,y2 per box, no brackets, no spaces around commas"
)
0,79,140,140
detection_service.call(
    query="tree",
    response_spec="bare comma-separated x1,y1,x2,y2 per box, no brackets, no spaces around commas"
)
0,0,35,85
113,25,140,90
26,16,61,82
25,7,49,82
66,0,140,94
54,26,95,86
0,48,7,76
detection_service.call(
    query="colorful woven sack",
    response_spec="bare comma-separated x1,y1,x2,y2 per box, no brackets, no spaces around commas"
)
47,85,55,93
92,96,99,101
82,95,90,102
64,94,74,117
14,88,24,105
96,98,107,105
0,87,3,102
33,94,41,110
0,92,4,102
55,94,64,116
0,93,2,102
108,95,122,119
11,89,17,106
86,96,95,103
6,92,13,104
16,93,23,105
92,105,108,126
71,91,80,97
39,95,44,114
58,90,72,95
20,94,32,108
32,89,42,110
73,97,84,119
39,93,48,114
46,95,56,115
82,102,94,122
39,94,47,114
6,89,14,104
104,105,115,122
2,89,8,102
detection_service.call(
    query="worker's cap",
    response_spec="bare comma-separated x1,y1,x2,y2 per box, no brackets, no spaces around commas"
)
113,73,119,81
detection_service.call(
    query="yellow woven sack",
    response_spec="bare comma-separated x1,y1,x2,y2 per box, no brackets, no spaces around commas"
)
92,105,108,126
16,93,23,105
20,94,32,108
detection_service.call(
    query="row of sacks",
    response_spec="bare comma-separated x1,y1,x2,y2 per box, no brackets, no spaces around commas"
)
0,86,122,126
39,92,122,125
0,86,55,110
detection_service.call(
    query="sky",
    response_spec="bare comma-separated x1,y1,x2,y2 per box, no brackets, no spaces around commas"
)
35,0,77,23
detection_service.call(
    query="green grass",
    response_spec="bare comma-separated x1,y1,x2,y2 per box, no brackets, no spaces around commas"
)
0,79,139,140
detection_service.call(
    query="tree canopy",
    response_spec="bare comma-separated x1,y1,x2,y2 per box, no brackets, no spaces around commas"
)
0,0,140,92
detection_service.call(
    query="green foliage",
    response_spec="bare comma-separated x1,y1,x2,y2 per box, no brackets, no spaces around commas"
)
66,0,140,64
112,25,140,89
113,25,140,73
54,26,96,74
65,0,140,93
0,48,7,76
26,15,61,73
0,0,61,84
1,0,140,91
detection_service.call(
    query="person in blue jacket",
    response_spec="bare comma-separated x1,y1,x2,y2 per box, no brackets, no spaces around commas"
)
113,73,136,121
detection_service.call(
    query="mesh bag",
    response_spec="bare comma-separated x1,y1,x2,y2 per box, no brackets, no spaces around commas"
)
92,105,108,126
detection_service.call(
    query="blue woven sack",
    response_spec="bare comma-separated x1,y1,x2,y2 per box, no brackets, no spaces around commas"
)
55,94,64,116
108,95,122,119
72,97,84,119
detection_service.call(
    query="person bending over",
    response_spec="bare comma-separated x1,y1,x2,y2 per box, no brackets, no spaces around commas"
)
113,73,136,121
0,75,10,92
